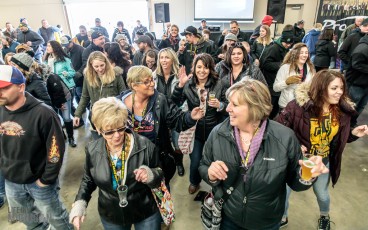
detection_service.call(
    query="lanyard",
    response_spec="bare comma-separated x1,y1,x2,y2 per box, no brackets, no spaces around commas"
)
234,127,259,169
131,93,147,132
106,134,127,189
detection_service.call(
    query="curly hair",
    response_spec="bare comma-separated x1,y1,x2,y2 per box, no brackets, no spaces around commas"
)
282,43,315,75
44,40,69,62
191,53,218,84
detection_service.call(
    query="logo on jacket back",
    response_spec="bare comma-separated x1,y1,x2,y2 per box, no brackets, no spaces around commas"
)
0,121,25,136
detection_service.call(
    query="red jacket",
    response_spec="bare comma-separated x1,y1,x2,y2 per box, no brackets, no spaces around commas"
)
276,83,359,186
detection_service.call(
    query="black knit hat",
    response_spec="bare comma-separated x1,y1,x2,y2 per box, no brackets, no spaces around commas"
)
281,31,294,44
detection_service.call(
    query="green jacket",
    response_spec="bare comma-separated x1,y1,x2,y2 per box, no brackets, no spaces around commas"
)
75,67,126,117
51,58,76,89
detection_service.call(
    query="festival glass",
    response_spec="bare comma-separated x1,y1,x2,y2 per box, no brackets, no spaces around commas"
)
117,185,129,207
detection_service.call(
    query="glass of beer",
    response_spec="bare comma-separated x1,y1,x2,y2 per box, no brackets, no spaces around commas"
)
209,92,216,101
299,153,315,185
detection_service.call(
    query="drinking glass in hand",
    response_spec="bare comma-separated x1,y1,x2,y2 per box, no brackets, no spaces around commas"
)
299,153,315,185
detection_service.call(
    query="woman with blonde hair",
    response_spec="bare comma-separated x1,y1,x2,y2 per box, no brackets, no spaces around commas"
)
153,48,185,176
199,79,329,229
273,42,315,111
250,25,273,67
117,65,204,185
73,51,126,139
70,97,163,230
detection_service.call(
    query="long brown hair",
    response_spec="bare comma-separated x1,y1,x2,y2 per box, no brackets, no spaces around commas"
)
309,70,349,123
282,43,315,75
191,53,218,84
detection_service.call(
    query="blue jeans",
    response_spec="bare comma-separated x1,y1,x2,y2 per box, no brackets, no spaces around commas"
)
0,171,5,203
348,85,368,116
100,211,161,230
221,215,280,230
5,179,73,230
283,163,330,218
189,139,204,186
58,99,73,122
75,86,82,103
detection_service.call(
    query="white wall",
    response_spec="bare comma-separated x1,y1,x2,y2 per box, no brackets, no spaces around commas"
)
149,0,319,38
0,0,70,34
0,0,319,39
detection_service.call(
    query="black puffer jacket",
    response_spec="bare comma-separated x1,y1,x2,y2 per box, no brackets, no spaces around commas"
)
171,77,227,142
250,41,273,62
199,119,312,229
178,37,215,75
346,35,368,88
294,24,305,43
158,36,181,52
314,39,336,68
338,30,366,70
75,130,163,226
261,41,289,96
26,73,52,107
46,73,67,109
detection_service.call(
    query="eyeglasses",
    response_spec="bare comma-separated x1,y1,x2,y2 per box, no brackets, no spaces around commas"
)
136,78,155,86
101,126,126,138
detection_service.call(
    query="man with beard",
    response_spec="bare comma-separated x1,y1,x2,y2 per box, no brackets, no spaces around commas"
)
0,65,72,230
217,20,249,47
17,23,44,63
132,35,156,66
81,31,105,70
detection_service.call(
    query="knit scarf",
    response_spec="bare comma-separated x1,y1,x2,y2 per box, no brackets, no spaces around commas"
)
234,119,267,182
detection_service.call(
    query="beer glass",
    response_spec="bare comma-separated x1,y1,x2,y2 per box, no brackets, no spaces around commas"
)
117,185,128,207
209,92,216,101
299,153,315,185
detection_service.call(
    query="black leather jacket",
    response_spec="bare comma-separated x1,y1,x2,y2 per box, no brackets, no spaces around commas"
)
75,130,163,225
171,77,227,142
199,119,312,229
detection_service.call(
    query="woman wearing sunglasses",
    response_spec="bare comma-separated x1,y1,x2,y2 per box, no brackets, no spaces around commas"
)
73,51,127,139
117,65,204,185
70,97,164,230
218,43,267,91
171,53,227,194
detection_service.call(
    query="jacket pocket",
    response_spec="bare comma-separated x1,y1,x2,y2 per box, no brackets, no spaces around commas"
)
0,156,36,183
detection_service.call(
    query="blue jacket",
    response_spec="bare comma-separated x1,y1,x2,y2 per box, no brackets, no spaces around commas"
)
46,58,76,89
1,41,20,57
302,29,321,55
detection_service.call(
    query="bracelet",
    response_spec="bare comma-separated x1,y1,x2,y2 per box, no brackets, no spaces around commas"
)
208,178,218,184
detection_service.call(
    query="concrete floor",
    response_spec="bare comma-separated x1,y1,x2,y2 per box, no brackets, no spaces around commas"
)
0,108,367,230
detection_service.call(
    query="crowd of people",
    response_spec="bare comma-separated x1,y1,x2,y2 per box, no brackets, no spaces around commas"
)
0,13,368,230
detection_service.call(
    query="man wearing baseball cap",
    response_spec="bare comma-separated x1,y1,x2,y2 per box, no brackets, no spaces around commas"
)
81,31,105,75
92,18,109,39
132,35,156,65
198,19,208,31
178,26,215,74
0,65,72,229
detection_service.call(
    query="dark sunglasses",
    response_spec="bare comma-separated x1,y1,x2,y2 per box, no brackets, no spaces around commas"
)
101,126,126,137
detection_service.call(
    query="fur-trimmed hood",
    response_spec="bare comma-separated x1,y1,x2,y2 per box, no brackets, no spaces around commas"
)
113,66,124,76
294,82,356,114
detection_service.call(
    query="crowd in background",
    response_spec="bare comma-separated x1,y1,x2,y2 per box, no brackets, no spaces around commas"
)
0,14,368,230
